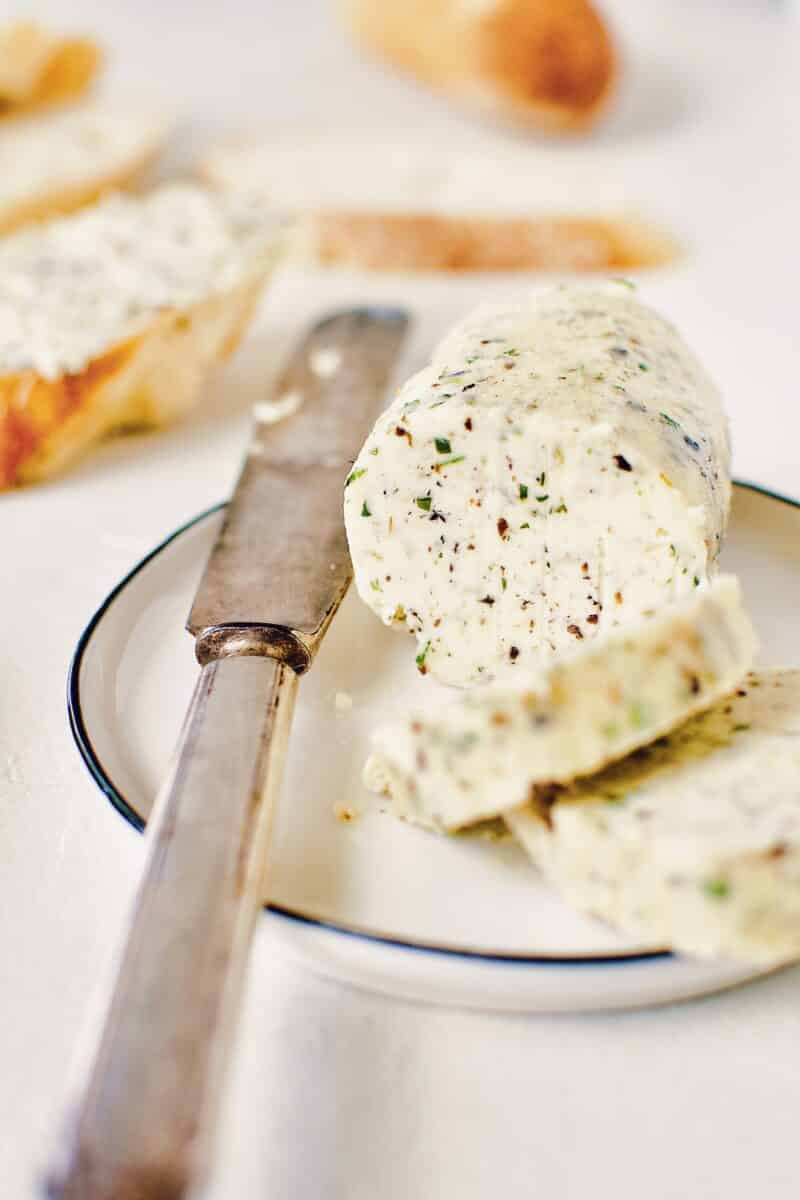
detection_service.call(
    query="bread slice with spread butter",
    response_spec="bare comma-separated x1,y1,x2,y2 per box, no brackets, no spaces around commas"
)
364,576,757,830
0,104,168,237
0,184,285,488
507,669,800,965
200,137,678,274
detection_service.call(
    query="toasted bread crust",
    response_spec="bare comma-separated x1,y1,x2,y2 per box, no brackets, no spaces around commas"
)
27,37,101,109
477,0,615,128
307,210,678,272
0,344,133,485
0,276,265,488
337,0,615,131
0,23,101,116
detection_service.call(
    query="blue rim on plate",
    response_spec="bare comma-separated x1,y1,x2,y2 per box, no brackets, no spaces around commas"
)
66,480,798,968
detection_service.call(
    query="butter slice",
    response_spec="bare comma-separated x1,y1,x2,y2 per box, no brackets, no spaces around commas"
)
508,669,800,965
364,575,757,830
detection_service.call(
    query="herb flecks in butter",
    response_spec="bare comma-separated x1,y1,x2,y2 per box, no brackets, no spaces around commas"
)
0,184,282,379
343,285,731,686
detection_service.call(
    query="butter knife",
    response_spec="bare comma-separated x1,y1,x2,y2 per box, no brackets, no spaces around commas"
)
48,307,409,1200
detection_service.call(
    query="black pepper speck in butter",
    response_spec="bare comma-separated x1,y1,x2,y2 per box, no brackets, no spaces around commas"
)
344,284,731,687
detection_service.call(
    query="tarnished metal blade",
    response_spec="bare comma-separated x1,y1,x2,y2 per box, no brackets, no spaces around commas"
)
187,307,408,669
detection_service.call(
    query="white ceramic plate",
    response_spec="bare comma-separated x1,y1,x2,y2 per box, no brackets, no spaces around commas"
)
68,482,799,1012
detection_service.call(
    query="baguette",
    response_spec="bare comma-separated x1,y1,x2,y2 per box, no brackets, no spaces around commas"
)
0,185,285,489
336,0,615,132
201,138,678,273
0,21,100,117
0,104,168,237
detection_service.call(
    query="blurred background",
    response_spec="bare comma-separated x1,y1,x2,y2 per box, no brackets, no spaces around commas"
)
12,1,794,144
9,0,784,480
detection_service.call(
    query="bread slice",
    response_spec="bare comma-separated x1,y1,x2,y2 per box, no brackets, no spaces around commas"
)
508,669,800,965
201,137,678,273
0,185,285,488
363,577,757,830
0,104,169,237
336,0,615,132
0,21,101,116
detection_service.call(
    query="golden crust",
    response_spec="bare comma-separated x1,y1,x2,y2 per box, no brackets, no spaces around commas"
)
0,22,101,117
0,276,266,489
26,37,101,110
476,0,615,130
337,0,615,132
305,210,678,273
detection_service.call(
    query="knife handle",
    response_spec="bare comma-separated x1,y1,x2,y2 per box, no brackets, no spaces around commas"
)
47,655,297,1200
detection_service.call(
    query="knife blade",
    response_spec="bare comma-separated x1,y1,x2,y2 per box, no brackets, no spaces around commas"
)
48,308,409,1200
189,306,408,668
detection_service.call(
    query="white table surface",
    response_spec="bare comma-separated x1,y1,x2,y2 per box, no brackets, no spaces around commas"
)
3,1,800,1196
